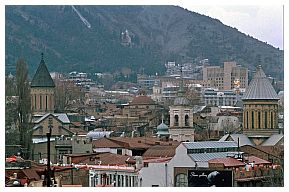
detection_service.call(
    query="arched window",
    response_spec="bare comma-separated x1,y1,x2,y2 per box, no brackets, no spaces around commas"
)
174,115,179,126
175,173,188,187
185,115,189,126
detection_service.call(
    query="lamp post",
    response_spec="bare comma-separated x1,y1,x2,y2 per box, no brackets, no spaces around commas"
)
46,117,53,187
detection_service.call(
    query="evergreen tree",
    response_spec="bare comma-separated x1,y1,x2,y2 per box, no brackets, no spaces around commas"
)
15,58,31,159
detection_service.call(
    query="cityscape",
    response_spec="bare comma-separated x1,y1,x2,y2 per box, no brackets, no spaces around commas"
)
5,5,284,187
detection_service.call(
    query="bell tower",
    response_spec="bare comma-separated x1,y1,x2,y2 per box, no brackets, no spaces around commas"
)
30,53,55,114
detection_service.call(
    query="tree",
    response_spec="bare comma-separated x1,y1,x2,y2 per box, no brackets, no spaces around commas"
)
15,58,31,159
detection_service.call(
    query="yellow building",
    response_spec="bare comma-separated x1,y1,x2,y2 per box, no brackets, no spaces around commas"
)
242,65,279,145
30,53,55,114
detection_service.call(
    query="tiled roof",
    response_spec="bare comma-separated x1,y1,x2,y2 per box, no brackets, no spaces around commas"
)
209,157,245,167
219,134,254,146
248,156,271,165
142,145,177,158
93,137,179,149
68,152,131,166
130,95,155,105
92,138,124,148
183,141,238,149
31,54,55,87
242,65,278,100
189,152,240,162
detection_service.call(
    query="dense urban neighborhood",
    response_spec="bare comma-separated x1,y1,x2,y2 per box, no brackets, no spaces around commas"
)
5,5,284,188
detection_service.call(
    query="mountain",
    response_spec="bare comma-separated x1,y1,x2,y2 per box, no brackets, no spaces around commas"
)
5,5,284,80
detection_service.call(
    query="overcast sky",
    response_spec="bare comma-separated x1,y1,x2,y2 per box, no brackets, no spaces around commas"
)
181,5,284,50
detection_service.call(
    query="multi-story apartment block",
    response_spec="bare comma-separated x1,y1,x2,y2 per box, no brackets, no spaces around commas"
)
203,61,248,90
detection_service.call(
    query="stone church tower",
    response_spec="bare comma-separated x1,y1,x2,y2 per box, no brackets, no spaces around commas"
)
242,65,279,145
30,53,55,114
169,78,194,142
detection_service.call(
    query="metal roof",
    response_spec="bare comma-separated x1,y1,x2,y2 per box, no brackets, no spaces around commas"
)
261,134,283,146
31,54,55,87
242,65,278,100
183,141,238,149
219,134,254,146
189,152,240,162
34,113,70,124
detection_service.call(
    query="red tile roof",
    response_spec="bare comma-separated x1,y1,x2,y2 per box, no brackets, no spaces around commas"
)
209,157,245,167
130,95,155,105
142,145,177,158
248,156,271,165
67,152,132,166
92,138,124,148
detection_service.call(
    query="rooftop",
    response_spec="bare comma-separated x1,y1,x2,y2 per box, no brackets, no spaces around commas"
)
183,141,238,149
30,53,55,88
242,65,278,100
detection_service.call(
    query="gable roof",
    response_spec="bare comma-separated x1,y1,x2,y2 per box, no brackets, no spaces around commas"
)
33,113,70,124
242,65,278,100
31,54,55,88
219,134,254,146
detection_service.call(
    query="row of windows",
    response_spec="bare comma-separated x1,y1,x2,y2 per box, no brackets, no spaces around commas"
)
174,115,190,126
187,147,238,154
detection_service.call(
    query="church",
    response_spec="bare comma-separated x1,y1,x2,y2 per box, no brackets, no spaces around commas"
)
220,65,283,146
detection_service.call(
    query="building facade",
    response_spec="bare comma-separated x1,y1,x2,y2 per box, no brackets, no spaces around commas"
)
203,61,248,90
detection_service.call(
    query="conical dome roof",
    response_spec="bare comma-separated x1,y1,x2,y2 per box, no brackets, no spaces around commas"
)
157,122,168,131
242,65,278,100
31,53,55,88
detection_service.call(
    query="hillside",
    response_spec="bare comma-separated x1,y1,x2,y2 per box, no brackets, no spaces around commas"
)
5,5,284,80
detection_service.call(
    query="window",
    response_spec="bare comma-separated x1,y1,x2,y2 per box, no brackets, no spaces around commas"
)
45,95,48,110
251,111,254,129
265,111,268,128
246,111,249,129
185,115,189,126
174,115,179,126
175,173,188,187
40,95,42,110
258,111,261,129
271,112,274,128
117,149,122,155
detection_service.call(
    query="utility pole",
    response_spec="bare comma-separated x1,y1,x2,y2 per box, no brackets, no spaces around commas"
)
46,117,53,187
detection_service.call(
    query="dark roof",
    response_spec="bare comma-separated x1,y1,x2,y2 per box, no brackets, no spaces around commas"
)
31,53,55,87
242,65,278,100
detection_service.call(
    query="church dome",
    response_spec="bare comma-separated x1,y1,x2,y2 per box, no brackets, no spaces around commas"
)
157,122,168,131
173,96,190,106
